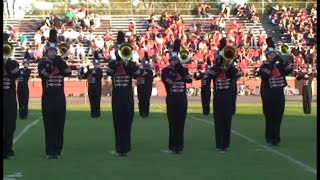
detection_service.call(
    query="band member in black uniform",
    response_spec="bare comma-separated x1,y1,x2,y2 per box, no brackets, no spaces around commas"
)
136,57,154,118
3,42,20,160
106,31,145,157
207,38,241,152
79,52,103,118
17,59,31,120
294,64,315,114
161,39,193,154
193,64,211,116
257,37,293,146
38,29,72,159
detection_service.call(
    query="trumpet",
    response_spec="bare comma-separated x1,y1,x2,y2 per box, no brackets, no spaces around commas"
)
118,43,134,62
58,43,70,58
3,41,14,63
178,49,191,63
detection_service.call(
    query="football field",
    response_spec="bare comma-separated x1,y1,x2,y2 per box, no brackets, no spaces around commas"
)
4,99,317,180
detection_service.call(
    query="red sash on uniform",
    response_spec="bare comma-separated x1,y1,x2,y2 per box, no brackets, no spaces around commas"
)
115,64,126,75
217,71,226,79
270,67,281,77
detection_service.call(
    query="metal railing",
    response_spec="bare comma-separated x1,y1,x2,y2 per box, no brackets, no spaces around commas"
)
3,0,317,18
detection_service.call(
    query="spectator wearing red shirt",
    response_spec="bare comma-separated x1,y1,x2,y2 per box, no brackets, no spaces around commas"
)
229,20,238,33
128,22,136,34
252,48,260,62
239,59,249,80
258,31,267,47
211,18,218,31
103,31,113,42
300,12,309,21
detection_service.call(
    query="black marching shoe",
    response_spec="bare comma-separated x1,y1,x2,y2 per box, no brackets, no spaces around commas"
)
116,153,127,157
216,148,226,153
109,150,128,157
4,155,14,160
91,115,100,119
203,112,209,116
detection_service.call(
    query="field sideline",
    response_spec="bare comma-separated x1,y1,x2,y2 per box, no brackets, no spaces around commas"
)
4,102,317,180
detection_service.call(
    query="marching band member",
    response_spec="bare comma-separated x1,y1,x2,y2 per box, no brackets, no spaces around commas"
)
17,58,31,120
79,52,103,118
106,31,145,157
193,63,212,116
207,38,241,152
136,57,154,118
257,37,293,146
294,64,315,114
38,29,72,159
161,39,193,154
3,41,20,160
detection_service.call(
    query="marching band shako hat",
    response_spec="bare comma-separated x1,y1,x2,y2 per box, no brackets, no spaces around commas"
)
169,38,181,61
93,59,100,65
265,37,276,56
169,51,179,61
44,29,59,53
265,47,276,56
23,58,29,64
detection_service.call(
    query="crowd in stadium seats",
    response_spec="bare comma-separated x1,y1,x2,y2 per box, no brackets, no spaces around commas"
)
4,3,317,81
269,3,317,69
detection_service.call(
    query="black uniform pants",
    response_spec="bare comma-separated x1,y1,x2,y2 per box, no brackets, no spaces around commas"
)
201,87,211,115
17,86,29,119
231,86,238,116
42,96,66,156
166,93,187,152
261,88,285,144
3,93,17,157
302,85,312,114
112,93,134,154
213,90,233,150
88,90,101,118
137,84,152,117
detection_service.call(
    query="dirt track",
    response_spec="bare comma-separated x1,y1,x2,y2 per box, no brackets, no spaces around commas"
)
28,95,317,105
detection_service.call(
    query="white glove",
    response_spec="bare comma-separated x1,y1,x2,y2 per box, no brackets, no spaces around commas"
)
89,65,94,69
83,67,88,73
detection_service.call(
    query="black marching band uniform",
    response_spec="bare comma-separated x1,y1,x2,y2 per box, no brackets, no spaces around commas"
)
161,39,193,154
3,42,20,159
294,64,315,114
193,64,211,116
17,59,31,120
136,59,154,118
79,53,103,118
38,29,72,159
106,31,145,156
206,38,241,152
257,37,293,146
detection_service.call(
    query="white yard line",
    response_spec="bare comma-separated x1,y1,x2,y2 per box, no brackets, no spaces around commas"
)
13,116,42,145
190,115,317,175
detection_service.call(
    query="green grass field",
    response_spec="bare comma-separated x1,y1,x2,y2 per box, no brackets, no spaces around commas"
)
4,103,317,180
